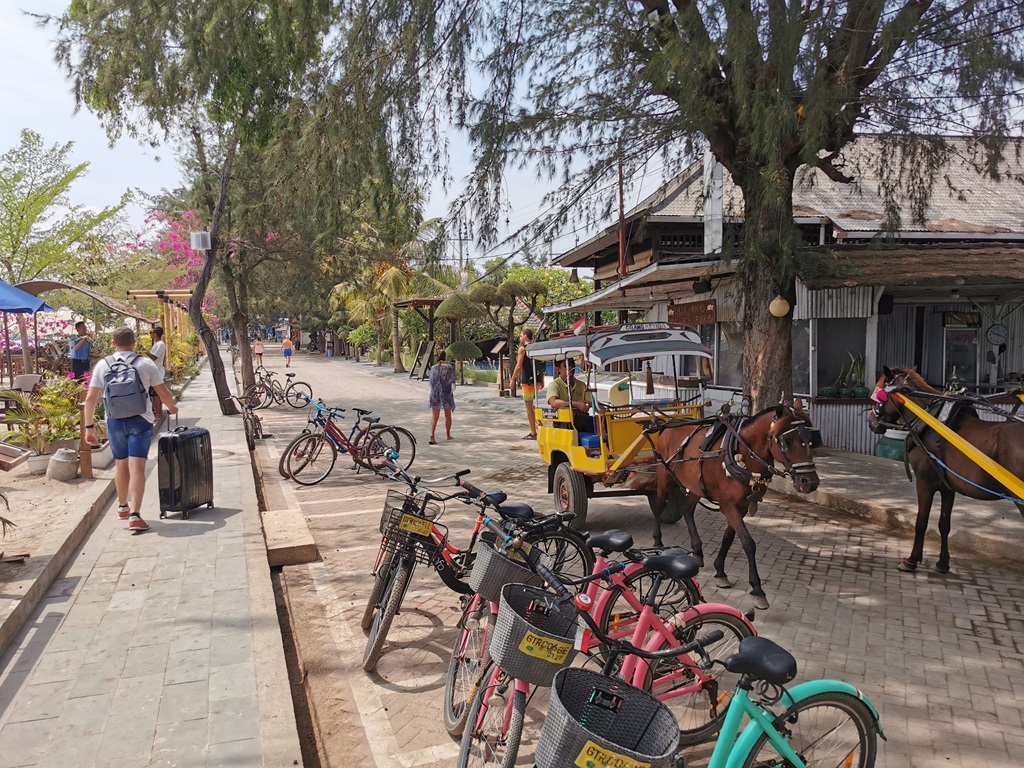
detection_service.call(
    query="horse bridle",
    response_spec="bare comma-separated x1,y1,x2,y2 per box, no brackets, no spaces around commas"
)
770,416,818,481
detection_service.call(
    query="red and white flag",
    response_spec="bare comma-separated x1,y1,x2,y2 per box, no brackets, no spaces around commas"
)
572,316,587,335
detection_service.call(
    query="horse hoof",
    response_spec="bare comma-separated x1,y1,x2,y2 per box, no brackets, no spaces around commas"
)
694,555,705,568
714,576,732,588
750,593,770,610
934,562,950,574
896,558,918,573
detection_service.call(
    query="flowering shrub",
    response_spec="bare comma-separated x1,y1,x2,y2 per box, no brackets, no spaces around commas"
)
1,377,85,454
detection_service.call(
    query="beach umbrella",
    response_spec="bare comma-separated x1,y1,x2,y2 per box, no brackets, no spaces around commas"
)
0,280,54,384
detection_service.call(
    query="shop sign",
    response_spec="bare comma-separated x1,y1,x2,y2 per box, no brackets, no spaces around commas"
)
669,300,717,327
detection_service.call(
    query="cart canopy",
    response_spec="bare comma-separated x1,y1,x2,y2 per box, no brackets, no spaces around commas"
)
526,323,712,367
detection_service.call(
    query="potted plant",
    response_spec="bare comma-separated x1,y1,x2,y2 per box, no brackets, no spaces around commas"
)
2,378,83,473
819,363,844,399
847,352,871,399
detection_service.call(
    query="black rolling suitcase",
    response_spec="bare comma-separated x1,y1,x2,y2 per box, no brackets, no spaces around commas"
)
158,422,214,519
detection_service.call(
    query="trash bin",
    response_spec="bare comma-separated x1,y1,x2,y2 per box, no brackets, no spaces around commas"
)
874,428,908,461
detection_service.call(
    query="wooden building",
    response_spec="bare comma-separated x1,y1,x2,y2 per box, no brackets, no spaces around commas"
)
546,137,1024,454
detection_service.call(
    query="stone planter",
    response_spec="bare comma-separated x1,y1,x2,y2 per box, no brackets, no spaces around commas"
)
91,441,114,469
46,448,80,482
25,453,51,475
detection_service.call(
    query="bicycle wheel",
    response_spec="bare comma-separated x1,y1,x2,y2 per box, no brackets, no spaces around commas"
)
362,556,415,672
525,529,595,582
285,381,313,408
360,426,402,475
443,595,496,738
739,691,878,768
279,429,312,477
252,413,264,440
244,382,273,410
457,664,526,768
360,546,395,631
596,565,703,641
371,424,416,470
285,434,338,486
646,610,753,745
243,413,256,451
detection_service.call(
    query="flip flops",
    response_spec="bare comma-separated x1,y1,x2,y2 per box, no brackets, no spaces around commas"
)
522,433,537,440
428,438,437,445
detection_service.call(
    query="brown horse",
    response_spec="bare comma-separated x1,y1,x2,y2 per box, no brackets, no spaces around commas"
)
649,403,820,609
869,366,1024,574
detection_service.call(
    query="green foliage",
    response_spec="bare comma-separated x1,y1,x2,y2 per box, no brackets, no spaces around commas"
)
505,265,592,306
0,129,128,284
463,364,497,383
446,340,483,362
1,380,84,454
348,322,377,350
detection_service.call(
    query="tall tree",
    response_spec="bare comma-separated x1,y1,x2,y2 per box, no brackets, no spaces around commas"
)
355,0,1024,409
0,128,127,371
45,0,331,413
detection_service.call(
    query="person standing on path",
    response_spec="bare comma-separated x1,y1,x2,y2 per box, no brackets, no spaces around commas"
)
428,350,456,444
69,321,91,380
508,327,543,439
83,326,178,533
253,337,265,367
282,336,294,367
146,326,167,422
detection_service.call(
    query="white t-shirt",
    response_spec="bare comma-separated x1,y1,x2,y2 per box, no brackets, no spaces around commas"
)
149,339,167,378
89,351,164,423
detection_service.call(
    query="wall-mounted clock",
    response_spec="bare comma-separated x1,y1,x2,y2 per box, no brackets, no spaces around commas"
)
985,323,1009,345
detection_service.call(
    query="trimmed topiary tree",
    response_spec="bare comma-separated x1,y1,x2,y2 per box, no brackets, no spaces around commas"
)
446,340,483,385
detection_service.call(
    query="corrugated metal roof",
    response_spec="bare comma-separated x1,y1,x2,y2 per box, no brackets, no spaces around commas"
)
650,136,1024,236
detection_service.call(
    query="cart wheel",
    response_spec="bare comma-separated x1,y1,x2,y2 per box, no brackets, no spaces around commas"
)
553,462,589,529
181,510,189,520
207,502,214,507
159,511,167,519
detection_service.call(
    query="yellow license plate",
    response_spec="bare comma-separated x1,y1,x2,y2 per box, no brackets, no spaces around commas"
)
518,630,572,664
575,740,651,768
399,513,433,537
507,540,533,564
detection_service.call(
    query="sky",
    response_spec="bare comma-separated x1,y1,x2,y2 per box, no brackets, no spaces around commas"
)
0,3,665,270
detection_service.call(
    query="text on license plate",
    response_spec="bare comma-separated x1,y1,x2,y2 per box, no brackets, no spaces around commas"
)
574,740,651,768
518,630,572,664
399,514,433,537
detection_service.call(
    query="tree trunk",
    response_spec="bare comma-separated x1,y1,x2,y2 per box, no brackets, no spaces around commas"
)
375,323,383,367
223,270,255,393
391,306,406,373
739,179,798,412
16,316,32,375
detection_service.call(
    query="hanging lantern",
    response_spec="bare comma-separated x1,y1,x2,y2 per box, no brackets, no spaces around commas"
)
769,296,790,318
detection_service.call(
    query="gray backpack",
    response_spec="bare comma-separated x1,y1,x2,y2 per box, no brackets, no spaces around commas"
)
102,353,149,419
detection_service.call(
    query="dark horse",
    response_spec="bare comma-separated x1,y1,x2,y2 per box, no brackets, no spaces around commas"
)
648,403,820,610
869,366,1024,574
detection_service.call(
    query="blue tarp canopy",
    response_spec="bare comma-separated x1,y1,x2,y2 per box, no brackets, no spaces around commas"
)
0,281,53,313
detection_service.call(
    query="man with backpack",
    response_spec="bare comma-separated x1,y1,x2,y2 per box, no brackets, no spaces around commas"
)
82,326,178,533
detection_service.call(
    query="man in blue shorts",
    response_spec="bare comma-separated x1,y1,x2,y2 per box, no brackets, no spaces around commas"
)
82,326,178,533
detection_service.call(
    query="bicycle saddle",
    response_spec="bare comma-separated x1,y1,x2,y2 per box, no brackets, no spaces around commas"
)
364,415,380,424
483,491,507,505
286,372,296,378
724,637,797,685
498,502,534,521
587,529,633,554
641,553,700,580
353,407,372,415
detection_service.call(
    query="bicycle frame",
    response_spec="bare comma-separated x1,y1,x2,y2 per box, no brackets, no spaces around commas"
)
709,678,882,768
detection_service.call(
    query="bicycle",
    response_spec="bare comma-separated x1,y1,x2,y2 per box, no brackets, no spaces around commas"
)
362,457,594,674
525,562,883,767
223,395,264,452
282,401,410,484
245,367,312,409
446,521,754,743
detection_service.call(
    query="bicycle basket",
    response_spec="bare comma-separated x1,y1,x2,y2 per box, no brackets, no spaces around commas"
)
489,583,578,687
469,531,546,604
535,667,680,768
379,490,445,565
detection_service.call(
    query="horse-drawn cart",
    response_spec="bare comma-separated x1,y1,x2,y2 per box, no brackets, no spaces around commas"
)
526,322,713,528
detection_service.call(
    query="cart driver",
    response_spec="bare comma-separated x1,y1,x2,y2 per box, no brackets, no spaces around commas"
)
548,358,595,433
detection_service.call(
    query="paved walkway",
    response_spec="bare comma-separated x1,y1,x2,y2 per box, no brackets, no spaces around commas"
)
0,360,301,768
253,350,1024,768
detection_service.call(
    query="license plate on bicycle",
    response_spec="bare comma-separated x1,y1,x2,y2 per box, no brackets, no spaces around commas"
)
399,513,432,537
518,630,572,664
575,741,651,768
506,539,533,564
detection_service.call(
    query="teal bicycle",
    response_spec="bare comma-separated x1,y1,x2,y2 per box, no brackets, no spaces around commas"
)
523,558,883,768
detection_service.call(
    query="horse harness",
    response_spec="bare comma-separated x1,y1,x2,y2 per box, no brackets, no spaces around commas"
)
648,410,817,510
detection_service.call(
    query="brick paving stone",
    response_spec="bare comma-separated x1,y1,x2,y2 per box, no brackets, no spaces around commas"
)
265,353,1024,768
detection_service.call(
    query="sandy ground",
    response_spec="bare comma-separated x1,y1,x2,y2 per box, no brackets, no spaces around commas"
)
0,458,94,583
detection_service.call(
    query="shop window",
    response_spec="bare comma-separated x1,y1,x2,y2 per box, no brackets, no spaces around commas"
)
816,318,867,392
717,321,744,388
792,320,811,394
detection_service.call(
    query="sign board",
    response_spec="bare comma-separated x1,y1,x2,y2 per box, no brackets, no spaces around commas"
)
190,231,211,251
943,312,980,328
669,300,717,327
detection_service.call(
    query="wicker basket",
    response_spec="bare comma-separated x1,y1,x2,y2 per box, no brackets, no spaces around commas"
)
469,533,545,603
489,583,578,687
535,667,680,768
